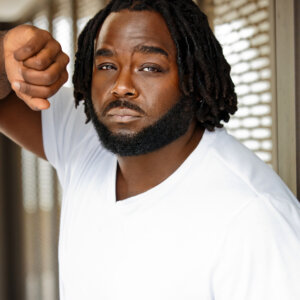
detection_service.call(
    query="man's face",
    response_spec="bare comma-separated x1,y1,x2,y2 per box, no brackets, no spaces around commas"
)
90,9,194,156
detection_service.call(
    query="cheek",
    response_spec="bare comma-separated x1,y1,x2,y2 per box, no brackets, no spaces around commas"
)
143,75,181,115
91,71,112,112
91,70,100,101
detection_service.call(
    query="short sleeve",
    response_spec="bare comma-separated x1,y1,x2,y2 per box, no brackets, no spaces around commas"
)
41,87,91,184
212,195,300,300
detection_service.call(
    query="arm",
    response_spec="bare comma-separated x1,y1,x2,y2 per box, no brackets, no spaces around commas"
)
0,25,69,159
0,31,11,99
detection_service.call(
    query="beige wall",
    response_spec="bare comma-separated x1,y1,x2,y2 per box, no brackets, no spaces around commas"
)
271,0,297,195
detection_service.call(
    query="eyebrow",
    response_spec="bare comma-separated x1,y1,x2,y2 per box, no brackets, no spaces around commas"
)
133,45,169,58
94,45,169,58
94,48,114,57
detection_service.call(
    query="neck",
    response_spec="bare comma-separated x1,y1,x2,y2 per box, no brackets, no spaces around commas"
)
116,121,204,201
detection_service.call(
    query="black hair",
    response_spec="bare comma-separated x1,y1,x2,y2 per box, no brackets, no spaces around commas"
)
73,0,238,131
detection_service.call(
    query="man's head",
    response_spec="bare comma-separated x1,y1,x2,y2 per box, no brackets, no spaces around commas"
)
73,0,237,155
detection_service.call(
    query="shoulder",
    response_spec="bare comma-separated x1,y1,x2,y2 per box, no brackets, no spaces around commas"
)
41,86,104,177
190,128,300,227
203,128,297,204
44,86,86,127
42,86,94,139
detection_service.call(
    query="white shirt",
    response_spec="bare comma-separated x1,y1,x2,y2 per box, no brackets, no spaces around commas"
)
43,87,300,300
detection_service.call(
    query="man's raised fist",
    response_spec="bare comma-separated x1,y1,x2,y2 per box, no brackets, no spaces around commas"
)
3,25,69,110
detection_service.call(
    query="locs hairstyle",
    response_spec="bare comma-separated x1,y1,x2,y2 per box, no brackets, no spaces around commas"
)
73,0,238,131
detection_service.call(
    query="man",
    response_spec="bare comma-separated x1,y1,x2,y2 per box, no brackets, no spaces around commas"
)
1,0,300,299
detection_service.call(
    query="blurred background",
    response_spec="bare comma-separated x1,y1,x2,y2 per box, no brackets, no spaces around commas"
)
0,0,299,299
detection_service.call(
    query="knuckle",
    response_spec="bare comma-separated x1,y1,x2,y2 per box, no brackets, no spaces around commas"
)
24,24,37,32
55,41,62,52
64,53,70,65
48,38,61,54
57,53,70,69
24,28,40,48
41,29,52,40
60,75,68,87
63,71,69,83
23,28,51,52
21,25,36,38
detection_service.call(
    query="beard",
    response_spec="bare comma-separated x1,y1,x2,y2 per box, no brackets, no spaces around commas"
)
86,96,195,157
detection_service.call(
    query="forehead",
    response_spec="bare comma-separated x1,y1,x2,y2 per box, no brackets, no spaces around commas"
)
95,10,176,56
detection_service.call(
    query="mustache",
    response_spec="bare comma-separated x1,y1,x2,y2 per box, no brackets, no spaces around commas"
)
102,100,146,116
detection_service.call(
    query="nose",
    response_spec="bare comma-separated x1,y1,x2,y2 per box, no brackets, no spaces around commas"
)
111,68,138,98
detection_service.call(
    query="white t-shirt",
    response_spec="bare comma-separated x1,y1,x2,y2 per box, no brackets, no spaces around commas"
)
42,87,300,300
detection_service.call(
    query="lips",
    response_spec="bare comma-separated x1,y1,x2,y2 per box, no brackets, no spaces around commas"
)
107,107,142,122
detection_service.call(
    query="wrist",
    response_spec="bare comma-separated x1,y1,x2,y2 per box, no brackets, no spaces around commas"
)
0,30,12,99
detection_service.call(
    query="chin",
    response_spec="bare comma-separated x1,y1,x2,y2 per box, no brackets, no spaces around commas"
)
86,95,195,156
104,123,143,136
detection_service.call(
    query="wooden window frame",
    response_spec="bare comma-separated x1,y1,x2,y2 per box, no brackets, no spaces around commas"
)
270,0,298,196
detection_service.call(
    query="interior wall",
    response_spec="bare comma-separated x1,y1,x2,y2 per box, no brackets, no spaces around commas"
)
273,0,297,195
0,1,299,300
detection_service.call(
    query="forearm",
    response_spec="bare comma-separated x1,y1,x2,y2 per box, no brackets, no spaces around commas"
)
0,92,45,159
0,31,12,99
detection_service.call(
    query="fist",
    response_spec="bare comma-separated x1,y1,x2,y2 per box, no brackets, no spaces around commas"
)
3,25,69,110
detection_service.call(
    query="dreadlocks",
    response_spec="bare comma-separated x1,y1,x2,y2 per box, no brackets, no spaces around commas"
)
73,0,238,131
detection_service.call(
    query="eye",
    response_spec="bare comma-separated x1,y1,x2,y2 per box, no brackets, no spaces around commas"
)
96,63,116,71
140,65,163,73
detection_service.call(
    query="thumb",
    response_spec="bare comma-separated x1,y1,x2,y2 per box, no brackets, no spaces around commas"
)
12,81,50,111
